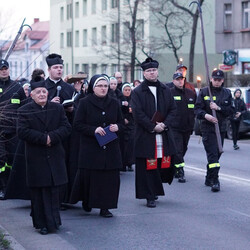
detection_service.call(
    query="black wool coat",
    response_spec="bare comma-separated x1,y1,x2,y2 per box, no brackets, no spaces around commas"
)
17,101,72,187
73,94,124,170
131,79,177,158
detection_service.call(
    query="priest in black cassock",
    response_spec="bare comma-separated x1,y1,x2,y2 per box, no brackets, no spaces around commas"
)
17,80,71,235
131,57,177,208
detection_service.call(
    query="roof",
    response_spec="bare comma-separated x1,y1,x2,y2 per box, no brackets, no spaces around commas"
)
2,20,49,52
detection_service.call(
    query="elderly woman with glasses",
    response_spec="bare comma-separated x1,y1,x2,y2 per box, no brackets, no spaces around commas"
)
70,74,124,218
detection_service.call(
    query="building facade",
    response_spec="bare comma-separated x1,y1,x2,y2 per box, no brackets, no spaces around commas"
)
215,0,250,75
2,19,49,81
50,0,220,83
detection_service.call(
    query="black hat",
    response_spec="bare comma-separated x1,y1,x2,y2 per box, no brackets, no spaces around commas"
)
212,69,224,79
30,76,46,90
141,57,159,71
173,72,184,80
46,53,64,67
176,64,187,71
0,59,9,69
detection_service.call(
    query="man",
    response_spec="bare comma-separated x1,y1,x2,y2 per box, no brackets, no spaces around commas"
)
114,71,123,91
170,72,196,183
194,69,234,192
0,59,26,199
131,57,176,208
17,80,71,234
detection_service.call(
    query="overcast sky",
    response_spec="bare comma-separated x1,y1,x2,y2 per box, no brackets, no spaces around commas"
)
0,0,50,40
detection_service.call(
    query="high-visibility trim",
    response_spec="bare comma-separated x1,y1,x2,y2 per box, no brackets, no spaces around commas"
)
11,98,20,104
175,162,185,168
174,96,181,100
208,163,220,168
5,163,12,169
0,166,6,173
188,104,194,108
0,88,2,93
204,96,216,101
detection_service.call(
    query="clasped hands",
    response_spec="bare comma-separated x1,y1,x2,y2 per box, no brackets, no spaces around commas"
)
95,124,118,136
154,122,166,133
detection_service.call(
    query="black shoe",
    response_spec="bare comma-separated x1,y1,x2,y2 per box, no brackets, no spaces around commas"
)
82,202,92,212
100,209,113,218
211,182,220,192
59,204,67,211
205,178,212,187
146,199,156,208
39,227,48,235
234,144,239,150
154,196,158,200
178,168,186,183
0,190,5,200
120,167,127,172
127,165,133,172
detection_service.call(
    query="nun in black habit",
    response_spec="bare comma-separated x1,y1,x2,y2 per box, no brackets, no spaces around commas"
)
70,74,124,218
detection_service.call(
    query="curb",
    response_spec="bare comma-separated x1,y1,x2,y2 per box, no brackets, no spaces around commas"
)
0,225,26,250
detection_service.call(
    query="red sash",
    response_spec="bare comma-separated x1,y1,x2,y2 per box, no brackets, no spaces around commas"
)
146,141,171,170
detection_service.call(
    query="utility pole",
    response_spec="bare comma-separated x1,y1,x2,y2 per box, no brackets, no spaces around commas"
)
117,0,121,71
71,0,74,73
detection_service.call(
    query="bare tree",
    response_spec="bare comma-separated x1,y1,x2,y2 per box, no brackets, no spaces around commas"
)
149,0,205,82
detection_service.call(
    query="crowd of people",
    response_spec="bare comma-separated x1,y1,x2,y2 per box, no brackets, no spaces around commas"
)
0,54,244,235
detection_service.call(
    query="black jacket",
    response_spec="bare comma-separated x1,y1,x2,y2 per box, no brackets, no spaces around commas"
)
74,94,124,170
131,79,177,158
0,77,26,134
17,101,71,187
230,97,247,121
170,86,197,132
194,86,234,132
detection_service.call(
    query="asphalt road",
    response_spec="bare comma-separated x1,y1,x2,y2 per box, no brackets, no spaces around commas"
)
0,135,250,250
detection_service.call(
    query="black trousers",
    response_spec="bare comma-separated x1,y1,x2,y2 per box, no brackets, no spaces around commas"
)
230,120,240,145
172,130,192,165
202,131,225,165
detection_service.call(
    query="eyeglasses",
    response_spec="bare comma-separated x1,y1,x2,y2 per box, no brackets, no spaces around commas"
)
95,84,109,88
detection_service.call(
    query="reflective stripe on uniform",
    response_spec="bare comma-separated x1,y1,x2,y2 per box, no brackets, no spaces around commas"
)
11,98,20,104
0,166,6,173
0,163,12,173
188,104,194,108
175,162,185,168
204,96,216,101
208,163,220,168
174,96,181,100
0,88,3,93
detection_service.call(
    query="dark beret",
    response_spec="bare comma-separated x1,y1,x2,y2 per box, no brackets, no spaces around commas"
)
46,53,64,67
141,57,159,71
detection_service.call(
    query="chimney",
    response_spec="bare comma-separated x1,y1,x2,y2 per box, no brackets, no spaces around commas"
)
34,18,39,23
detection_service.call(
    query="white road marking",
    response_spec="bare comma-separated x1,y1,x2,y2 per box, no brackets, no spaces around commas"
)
227,208,250,218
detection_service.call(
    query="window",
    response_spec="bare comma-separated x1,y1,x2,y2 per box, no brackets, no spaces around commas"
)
83,29,88,46
243,62,250,74
82,64,89,74
60,33,64,48
111,0,118,8
92,64,97,75
75,30,79,47
101,26,107,45
111,23,119,43
101,64,108,74
242,1,250,29
92,0,96,14
75,64,80,73
83,0,87,15
136,19,144,40
67,31,72,47
14,61,17,77
75,2,79,18
60,7,64,21
92,27,97,45
123,21,130,42
111,64,118,73
102,0,107,11
123,0,130,5
67,3,73,19
224,4,232,31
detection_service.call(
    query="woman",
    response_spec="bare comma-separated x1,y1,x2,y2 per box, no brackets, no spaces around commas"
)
70,74,124,217
230,88,247,150
121,83,135,171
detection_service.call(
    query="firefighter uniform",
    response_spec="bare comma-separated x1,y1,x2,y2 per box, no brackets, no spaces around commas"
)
170,73,196,183
194,69,234,192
